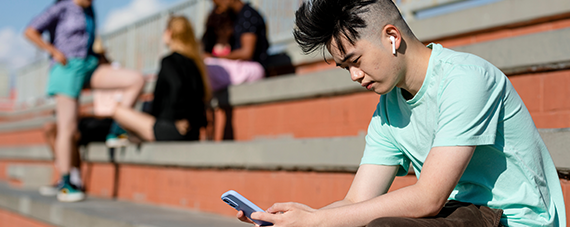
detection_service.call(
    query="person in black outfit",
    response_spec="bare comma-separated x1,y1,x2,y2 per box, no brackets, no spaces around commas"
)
209,0,269,65
96,16,211,141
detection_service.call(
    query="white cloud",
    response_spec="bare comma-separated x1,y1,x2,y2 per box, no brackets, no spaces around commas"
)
0,27,37,72
103,0,166,33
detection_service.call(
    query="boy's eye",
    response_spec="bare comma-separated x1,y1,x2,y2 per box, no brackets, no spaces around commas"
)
352,56,361,64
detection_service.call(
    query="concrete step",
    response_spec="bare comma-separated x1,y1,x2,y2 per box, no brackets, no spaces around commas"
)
0,182,248,227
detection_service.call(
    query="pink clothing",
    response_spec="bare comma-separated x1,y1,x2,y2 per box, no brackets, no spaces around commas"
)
205,57,264,91
212,44,231,57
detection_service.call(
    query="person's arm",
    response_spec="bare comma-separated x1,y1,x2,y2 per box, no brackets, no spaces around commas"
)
219,33,257,61
251,145,474,227
237,163,399,225
320,164,399,210
24,5,67,65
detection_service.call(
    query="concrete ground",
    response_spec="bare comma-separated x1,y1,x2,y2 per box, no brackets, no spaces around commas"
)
0,182,249,227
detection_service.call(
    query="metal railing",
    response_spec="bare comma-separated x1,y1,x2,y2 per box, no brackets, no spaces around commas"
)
14,0,471,110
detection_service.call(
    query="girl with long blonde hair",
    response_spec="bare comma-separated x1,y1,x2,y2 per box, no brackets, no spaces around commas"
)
96,16,211,142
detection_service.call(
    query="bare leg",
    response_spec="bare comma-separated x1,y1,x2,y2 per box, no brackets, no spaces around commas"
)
112,105,156,141
71,131,81,168
205,105,215,141
43,122,57,158
54,95,79,175
111,106,190,142
90,65,144,108
44,122,81,167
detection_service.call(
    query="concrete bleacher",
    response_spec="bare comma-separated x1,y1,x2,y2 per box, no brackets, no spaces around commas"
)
2,0,570,226
0,182,247,227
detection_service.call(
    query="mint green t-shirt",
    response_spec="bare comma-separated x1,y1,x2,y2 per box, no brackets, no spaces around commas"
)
361,43,565,226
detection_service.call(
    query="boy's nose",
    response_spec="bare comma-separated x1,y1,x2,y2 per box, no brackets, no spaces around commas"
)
349,67,364,82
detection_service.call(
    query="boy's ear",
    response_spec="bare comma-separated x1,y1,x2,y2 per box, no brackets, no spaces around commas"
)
383,25,401,54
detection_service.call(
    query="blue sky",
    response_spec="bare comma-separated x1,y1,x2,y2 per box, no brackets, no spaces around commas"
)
0,0,184,73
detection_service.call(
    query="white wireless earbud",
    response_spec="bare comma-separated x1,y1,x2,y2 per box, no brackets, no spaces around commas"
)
390,36,396,55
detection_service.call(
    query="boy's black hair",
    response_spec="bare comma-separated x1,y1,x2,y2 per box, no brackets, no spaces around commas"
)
293,0,377,56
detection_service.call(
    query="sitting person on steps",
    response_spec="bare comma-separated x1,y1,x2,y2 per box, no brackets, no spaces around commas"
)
95,16,211,142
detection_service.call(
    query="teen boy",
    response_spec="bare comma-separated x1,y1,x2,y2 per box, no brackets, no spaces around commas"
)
237,0,565,226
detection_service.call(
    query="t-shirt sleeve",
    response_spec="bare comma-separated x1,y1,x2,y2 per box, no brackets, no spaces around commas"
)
433,65,504,147
28,4,61,33
360,106,410,176
238,9,264,34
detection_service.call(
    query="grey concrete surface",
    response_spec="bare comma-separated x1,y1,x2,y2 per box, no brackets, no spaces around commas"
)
84,130,570,171
0,145,52,160
0,182,248,227
7,165,53,189
2,128,568,171
0,115,55,132
453,28,570,75
408,0,570,41
85,135,366,172
0,94,92,119
538,128,570,170
229,68,365,106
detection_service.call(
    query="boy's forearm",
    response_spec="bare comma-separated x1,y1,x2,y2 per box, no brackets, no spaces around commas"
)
313,184,442,227
320,199,354,210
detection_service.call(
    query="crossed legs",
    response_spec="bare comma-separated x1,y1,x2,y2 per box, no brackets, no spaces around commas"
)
90,65,145,108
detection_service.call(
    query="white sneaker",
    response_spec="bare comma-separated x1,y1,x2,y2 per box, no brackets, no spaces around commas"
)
39,184,59,196
105,135,129,148
57,183,85,202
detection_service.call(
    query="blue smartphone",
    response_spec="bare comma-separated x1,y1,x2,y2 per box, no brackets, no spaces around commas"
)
221,190,273,226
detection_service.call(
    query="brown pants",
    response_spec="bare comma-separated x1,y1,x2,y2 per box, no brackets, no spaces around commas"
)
367,200,504,227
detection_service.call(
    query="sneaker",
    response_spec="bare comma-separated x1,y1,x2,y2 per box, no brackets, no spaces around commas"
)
105,133,129,147
106,121,129,148
57,182,85,202
39,182,61,196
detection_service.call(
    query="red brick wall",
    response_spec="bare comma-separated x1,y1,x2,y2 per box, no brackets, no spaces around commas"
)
510,70,570,128
214,92,378,141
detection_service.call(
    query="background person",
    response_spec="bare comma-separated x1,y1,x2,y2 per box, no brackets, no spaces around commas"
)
237,0,565,226
202,9,235,58
201,0,269,140
94,16,211,142
25,0,144,202
209,0,269,65
202,1,267,91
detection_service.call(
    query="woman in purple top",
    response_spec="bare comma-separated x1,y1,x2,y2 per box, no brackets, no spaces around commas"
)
25,0,144,202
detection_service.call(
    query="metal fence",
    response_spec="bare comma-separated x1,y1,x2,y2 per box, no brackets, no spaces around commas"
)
14,0,472,109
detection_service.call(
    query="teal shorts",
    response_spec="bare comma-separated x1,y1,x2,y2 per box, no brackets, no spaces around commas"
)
47,55,98,98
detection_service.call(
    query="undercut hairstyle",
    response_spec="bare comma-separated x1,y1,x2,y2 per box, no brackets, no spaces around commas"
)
293,0,414,56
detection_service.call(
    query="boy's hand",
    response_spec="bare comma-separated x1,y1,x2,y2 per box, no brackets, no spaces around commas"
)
250,202,318,227
237,210,256,225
